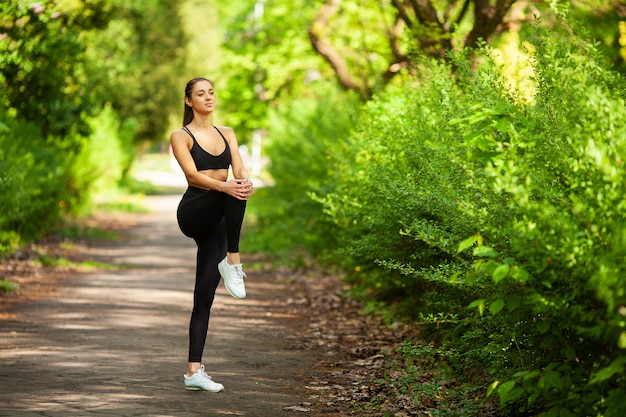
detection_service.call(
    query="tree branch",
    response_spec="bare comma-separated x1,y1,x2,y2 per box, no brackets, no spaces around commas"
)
380,16,409,88
452,0,471,31
308,0,366,95
389,16,407,62
391,0,414,29
393,0,452,59
409,0,441,26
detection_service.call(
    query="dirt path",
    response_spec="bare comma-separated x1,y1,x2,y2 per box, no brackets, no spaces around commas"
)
0,195,320,417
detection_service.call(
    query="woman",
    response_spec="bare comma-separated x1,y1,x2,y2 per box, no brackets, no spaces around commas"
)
170,77,253,392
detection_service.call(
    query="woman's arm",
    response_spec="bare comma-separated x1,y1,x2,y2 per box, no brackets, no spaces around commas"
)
220,126,250,179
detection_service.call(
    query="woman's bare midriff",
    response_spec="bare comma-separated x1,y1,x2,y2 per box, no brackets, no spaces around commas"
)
200,168,228,182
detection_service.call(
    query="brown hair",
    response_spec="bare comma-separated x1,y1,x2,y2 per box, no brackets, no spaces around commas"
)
182,77,214,126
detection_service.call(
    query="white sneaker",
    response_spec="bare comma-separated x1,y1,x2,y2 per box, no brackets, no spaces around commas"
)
218,257,247,299
183,365,224,392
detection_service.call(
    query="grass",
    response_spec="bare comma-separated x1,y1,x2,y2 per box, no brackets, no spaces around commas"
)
35,254,123,270
60,224,119,240
0,278,19,293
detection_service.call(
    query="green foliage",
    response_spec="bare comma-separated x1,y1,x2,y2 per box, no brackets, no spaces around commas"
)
0,0,187,254
564,0,626,75
0,111,75,253
319,57,479,302
82,0,188,143
218,0,326,141
73,105,137,195
461,26,626,416
308,19,626,416
0,278,19,293
59,225,118,241
0,0,108,138
35,253,116,270
0,93,137,253
244,81,360,258
1,0,186,144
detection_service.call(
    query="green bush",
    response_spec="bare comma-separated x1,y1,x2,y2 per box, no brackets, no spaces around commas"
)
459,29,626,417
0,104,136,254
318,22,626,416
319,58,480,304
72,105,137,197
245,82,361,260
0,113,71,253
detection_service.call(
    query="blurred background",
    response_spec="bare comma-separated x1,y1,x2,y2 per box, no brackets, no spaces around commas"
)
3,2,626,415
1,0,624,254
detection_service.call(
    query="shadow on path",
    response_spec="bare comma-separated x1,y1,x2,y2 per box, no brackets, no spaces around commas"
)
0,195,314,417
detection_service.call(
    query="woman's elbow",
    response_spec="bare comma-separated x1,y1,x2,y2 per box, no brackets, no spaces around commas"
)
185,172,202,187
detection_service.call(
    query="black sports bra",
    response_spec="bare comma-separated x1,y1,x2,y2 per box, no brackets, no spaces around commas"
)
183,126,231,170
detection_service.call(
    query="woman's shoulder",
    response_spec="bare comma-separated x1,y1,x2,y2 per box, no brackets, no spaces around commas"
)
214,125,234,134
215,125,236,141
170,128,191,143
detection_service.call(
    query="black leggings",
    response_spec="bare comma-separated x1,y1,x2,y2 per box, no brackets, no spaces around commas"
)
177,186,246,362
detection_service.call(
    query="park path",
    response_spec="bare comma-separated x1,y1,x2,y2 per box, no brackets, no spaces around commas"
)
0,194,318,417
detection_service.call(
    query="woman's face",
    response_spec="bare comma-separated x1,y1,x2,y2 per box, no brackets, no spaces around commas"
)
186,80,215,113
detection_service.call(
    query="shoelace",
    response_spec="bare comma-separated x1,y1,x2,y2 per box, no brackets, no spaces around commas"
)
198,365,214,380
233,265,247,284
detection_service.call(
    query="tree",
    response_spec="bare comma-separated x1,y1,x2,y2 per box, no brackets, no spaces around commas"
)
82,0,188,144
309,0,519,99
218,0,327,140
0,1,112,139
0,0,188,144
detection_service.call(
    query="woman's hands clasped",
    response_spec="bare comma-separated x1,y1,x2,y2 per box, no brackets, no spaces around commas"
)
222,178,254,200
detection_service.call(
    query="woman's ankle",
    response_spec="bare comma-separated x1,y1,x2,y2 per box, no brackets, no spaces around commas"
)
226,252,241,265
188,362,201,376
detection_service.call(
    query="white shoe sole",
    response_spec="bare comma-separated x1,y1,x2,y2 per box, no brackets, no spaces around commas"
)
184,385,224,392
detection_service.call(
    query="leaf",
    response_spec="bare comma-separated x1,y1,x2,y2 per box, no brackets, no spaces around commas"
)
497,381,523,406
589,357,626,384
537,321,550,334
506,388,525,404
506,295,521,311
492,263,510,283
561,346,576,360
542,370,564,390
473,246,498,258
539,406,564,417
511,265,530,283
489,299,505,315
469,299,486,316
497,380,516,396
486,380,500,397
522,370,541,381
457,234,481,253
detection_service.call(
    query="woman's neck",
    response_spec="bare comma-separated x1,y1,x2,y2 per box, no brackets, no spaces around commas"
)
189,114,213,130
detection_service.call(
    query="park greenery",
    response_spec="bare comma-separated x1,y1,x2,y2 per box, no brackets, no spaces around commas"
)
2,0,626,415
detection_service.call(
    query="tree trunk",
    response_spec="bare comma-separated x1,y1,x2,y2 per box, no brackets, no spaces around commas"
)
465,0,517,48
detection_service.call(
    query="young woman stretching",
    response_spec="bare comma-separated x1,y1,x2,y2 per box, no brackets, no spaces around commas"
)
170,77,253,392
